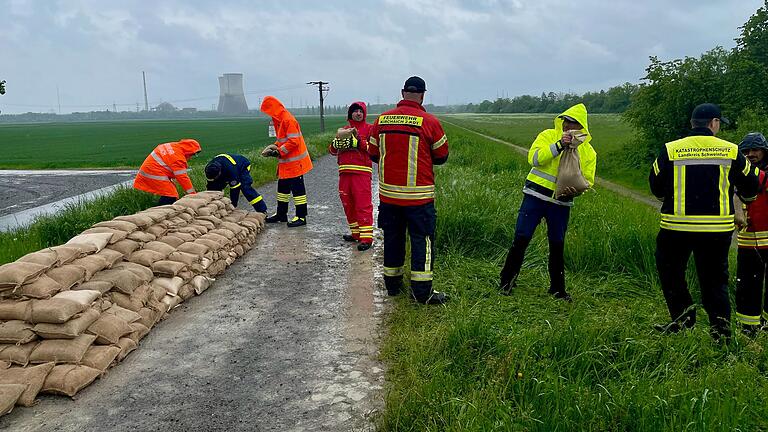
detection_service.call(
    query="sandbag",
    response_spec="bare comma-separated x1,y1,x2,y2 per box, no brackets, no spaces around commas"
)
91,269,143,294
151,261,187,278
114,214,153,228
161,295,182,311
210,228,236,240
195,239,223,252
126,231,156,243
145,224,167,238
0,342,38,366
195,220,216,231
233,245,245,256
0,383,26,414
87,313,134,345
33,308,100,339
177,212,195,222
195,190,224,199
156,235,185,248
116,337,137,361
49,245,87,263
45,265,87,290
111,262,154,283
103,305,141,324
19,275,64,299
41,364,101,397
200,232,230,245
174,198,208,211
149,284,165,302
29,334,97,364
71,255,110,280
16,250,58,269
109,293,142,313
197,215,222,225
143,241,176,256
167,251,199,266
554,141,590,198
192,275,215,295
0,321,37,344
0,300,31,321
0,262,48,290
67,232,113,253
178,284,195,301
177,242,209,256
151,277,184,297
73,280,113,294
105,239,140,257
80,227,128,244
137,308,158,329
29,290,100,324
95,248,124,268
92,219,138,233
127,322,150,343
131,284,152,306
128,249,167,267
81,345,121,371
0,362,55,406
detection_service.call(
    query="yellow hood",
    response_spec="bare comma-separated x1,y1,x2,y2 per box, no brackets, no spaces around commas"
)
554,103,591,143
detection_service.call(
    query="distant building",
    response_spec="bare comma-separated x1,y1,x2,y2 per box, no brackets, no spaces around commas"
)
217,73,249,114
181,107,198,113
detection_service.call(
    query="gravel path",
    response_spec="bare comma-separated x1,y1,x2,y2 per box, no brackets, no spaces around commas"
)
0,156,386,431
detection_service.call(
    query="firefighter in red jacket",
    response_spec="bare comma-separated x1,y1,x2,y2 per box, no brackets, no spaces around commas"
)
330,102,374,251
736,132,768,334
368,76,449,304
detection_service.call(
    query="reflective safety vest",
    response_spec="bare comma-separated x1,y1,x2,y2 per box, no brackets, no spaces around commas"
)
738,170,768,248
260,96,313,179
523,103,596,207
133,139,201,198
650,129,760,232
368,99,449,206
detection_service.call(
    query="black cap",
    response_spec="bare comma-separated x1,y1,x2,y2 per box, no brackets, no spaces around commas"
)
204,161,222,180
403,76,426,93
691,103,730,125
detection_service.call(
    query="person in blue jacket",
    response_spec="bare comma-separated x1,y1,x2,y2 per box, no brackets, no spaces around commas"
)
205,153,268,213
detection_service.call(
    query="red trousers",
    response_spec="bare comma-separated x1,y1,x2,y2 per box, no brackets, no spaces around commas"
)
339,173,373,243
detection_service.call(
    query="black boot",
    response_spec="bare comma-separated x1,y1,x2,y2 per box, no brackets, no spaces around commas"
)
500,235,531,295
547,241,570,301
424,291,449,305
343,234,357,242
384,276,403,296
287,216,307,227
654,312,696,334
265,213,287,223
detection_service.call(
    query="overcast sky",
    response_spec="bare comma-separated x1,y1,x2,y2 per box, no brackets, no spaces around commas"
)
1,0,763,114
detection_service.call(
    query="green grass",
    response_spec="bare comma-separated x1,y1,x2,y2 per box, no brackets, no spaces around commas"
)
0,127,337,264
0,116,345,169
379,123,768,431
442,113,648,193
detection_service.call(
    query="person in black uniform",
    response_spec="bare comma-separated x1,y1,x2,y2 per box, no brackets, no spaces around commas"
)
205,153,268,213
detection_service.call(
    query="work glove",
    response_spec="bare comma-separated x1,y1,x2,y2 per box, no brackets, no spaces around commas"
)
332,135,358,150
261,144,279,157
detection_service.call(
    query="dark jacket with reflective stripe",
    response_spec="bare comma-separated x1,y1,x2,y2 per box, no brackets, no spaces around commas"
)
206,153,251,206
650,128,760,232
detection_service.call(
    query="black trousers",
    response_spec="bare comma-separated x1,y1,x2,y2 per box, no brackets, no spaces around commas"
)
735,247,768,327
158,196,176,205
655,229,732,337
378,202,436,302
275,176,307,218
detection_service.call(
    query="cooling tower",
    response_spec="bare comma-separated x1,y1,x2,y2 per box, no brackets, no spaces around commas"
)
217,73,249,114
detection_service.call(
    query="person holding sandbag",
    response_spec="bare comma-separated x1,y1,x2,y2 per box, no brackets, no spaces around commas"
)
499,103,596,301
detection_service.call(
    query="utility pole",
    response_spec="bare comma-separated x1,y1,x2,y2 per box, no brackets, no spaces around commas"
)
142,71,149,111
56,86,61,115
307,81,329,132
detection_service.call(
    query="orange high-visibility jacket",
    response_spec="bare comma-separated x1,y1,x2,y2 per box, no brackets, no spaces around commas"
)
260,96,313,179
133,139,201,198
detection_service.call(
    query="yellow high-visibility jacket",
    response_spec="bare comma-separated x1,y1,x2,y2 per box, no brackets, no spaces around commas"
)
523,103,597,206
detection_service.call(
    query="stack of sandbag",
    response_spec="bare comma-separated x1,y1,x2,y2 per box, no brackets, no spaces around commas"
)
0,190,265,415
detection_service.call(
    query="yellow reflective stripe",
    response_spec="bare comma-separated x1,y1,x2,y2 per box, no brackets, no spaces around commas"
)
216,153,237,165
383,266,404,277
653,159,660,175
425,236,432,272
294,195,308,204
138,170,170,181
737,231,768,239
673,165,686,215
407,135,419,187
736,312,761,326
379,182,434,193
369,136,378,147
661,214,734,223
411,271,433,281
379,189,435,200
339,165,373,173
276,193,291,202
378,115,424,126
530,168,557,183
379,134,386,179
247,164,251,171
659,221,735,232
231,182,242,189
432,134,447,150
719,165,730,216
737,238,768,247
249,196,263,205
743,159,752,176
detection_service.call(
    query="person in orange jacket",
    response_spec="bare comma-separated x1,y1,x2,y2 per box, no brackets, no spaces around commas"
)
329,101,374,251
260,96,313,227
133,138,201,205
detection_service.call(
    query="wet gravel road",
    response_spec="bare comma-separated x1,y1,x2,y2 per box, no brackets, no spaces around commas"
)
1,156,386,431
0,170,136,217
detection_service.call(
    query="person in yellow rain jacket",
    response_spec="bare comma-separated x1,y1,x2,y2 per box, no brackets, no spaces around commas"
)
499,103,596,301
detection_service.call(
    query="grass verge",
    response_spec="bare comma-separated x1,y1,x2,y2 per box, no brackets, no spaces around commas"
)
379,123,768,431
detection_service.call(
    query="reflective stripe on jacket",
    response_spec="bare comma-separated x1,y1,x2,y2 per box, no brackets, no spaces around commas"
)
650,129,760,233
523,103,596,207
133,139,201,198
260,96,313,179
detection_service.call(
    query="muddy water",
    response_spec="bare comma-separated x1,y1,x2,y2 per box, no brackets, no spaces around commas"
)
0,157,386,431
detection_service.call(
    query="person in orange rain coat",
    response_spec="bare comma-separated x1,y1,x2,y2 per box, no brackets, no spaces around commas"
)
133,138,201,205
260,96,314,227
329,101,374,251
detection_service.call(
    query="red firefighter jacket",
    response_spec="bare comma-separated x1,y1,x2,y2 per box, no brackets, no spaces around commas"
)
739,169,768,248
260,96,313,179
329,101,373,176
368,99,449,206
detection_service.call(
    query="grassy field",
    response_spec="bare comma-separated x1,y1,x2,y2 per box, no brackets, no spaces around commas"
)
379,123,768,431
0,116,345,169
0,123,338,264
442,113,648,193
